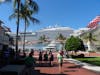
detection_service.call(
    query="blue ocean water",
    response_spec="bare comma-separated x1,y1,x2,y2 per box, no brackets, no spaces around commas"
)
19,43,62,51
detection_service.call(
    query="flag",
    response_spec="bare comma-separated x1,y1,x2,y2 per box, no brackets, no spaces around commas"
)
87,16,100,29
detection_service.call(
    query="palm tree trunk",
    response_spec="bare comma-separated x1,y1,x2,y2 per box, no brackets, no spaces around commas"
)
16,0,20,53
23,19,27,51
87,40,93,51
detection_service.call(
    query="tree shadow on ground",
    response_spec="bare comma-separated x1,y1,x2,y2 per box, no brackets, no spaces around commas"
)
30,69,68,75
64,69,77,72
36,62,58,67
63,61,70,64
41,73,68,75
66,65,83,68
36,63,50,67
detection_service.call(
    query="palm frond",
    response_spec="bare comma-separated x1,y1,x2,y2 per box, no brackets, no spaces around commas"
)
29,16,40,24
92,38,97,41
13,0,17,8
25,18,30,27
26,0,39,13
9,13,17,20
82,32,97,42
9,8,19,20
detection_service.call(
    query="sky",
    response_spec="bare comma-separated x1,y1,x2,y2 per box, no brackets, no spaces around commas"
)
0,0,100,33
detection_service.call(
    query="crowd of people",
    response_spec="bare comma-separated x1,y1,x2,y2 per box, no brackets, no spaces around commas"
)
38,50,54,66
0,47,65,74
24,49,64,73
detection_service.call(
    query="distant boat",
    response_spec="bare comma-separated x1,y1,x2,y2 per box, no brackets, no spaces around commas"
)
43,40,57,50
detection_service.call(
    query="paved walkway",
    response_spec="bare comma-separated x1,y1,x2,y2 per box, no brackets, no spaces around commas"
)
64,58,100,73
0,51,100,75
34,60,99,75
34,58,99,75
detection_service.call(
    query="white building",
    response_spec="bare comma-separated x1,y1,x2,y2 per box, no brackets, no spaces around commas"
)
71,28,90,36
79,25,100,51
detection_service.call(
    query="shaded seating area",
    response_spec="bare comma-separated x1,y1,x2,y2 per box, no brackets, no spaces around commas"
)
0,65,25,75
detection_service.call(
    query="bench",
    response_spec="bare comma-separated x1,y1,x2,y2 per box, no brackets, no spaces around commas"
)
0,65,25,75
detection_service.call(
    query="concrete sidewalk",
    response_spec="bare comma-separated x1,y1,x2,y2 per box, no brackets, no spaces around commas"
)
64,58,100,73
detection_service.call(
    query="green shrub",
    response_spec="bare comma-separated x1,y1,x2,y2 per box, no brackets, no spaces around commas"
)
65,36,85,52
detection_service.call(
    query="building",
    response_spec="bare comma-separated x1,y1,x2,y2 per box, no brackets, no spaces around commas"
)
0,24,12,51
79,25,100,51
71,28,90,36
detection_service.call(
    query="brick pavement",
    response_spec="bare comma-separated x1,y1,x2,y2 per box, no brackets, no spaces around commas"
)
33,51,100,75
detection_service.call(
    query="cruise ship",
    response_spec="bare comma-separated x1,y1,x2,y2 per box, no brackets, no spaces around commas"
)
11,25,74,50
10,24,100,51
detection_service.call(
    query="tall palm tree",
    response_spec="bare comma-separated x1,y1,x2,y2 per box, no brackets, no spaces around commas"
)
20,2,39,51
10,0,39,51
82,32,97,51
13,0,21,53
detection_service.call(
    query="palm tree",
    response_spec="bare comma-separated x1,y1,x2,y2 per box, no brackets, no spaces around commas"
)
82,32,97,51
56,33,66,50
12,0,21,53
39,35,47,43
10,1,39,51
20,2,39,51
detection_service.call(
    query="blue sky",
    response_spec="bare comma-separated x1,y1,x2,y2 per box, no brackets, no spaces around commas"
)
0,0,100,32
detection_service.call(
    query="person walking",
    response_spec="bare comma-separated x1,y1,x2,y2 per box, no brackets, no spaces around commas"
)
57,51,63,73
60,50,64,57
49,52,54,66
44,51,48,63
38,51,43,64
